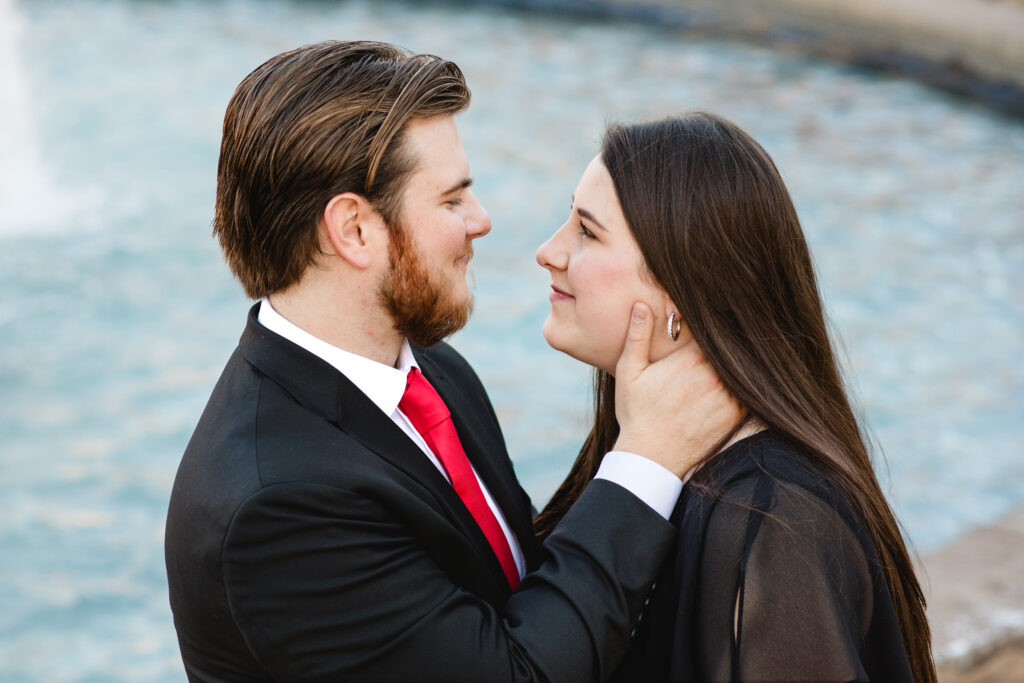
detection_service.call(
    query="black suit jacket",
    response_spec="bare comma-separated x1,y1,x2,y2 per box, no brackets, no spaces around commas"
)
165,304,675,682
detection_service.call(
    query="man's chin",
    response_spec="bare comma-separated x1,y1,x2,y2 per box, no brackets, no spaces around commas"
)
454,272,474,301
451,287,472,315
381,230,475,347
402,295,474,347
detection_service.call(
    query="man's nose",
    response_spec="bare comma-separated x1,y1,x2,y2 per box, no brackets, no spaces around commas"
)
465,191,492,239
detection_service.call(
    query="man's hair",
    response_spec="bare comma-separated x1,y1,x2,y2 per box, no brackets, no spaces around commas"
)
213,40,471,299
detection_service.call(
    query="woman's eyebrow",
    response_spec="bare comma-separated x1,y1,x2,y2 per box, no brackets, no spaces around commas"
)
576,206,609,232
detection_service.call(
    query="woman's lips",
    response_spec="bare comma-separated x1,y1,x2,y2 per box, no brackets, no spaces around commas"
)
549,284,574,301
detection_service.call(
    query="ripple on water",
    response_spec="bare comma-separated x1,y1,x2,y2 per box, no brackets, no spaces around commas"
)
1,0,1022,680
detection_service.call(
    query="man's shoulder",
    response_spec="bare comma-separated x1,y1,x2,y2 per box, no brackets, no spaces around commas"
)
168,344,382,537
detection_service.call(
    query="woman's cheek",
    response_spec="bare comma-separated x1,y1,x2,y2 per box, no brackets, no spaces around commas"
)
585,295,635,371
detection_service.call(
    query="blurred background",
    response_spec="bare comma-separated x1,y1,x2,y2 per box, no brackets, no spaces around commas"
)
0,0,1022,680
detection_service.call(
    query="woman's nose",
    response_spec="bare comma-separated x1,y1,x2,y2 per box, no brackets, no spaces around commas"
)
536,225,568,271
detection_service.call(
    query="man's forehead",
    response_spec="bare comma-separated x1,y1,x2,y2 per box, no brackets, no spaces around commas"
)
403,115,463,154
403,116,471,192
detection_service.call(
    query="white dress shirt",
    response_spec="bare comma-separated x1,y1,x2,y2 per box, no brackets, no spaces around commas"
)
257,298,683,580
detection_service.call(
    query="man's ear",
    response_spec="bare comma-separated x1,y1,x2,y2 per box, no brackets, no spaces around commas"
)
321,193,387,270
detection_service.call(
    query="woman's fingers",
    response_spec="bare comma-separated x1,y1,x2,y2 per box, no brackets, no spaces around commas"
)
616,302,655,381
613,301,742,477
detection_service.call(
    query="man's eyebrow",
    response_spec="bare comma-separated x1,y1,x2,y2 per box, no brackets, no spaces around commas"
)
441,178,473,196
576,206,609,232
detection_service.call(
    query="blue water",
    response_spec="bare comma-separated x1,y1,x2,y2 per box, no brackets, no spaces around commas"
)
1,0,1022,679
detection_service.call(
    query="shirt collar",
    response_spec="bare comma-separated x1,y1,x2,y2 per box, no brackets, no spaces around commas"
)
257,297,418,416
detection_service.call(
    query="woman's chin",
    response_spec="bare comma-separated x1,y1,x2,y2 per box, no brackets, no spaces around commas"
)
541,324,575,355
541,324,568,356
542,327,614,373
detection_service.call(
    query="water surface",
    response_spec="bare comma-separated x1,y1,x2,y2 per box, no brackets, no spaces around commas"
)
1,0,1022,679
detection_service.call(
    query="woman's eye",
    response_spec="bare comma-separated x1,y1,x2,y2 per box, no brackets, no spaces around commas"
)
578,222,595,239
446,197,463,207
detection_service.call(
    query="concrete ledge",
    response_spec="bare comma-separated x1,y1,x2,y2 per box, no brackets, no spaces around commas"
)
669,0,1024,87
938,637,1024,683
922,505,1024,678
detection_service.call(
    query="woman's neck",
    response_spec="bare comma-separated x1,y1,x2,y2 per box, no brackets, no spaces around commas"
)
722,419,767,452
681,419,767,484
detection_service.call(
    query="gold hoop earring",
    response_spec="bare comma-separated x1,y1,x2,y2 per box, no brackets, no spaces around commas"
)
667,312,681,342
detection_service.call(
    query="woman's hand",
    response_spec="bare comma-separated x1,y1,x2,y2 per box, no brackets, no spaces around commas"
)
613,302,743,479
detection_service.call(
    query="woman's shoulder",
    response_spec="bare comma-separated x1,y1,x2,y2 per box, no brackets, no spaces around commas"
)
689,430,826,497
673,432,903,683
683,430,870,551
683,430,879,609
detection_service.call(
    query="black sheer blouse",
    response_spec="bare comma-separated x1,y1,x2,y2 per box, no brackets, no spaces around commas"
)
610,431,914,682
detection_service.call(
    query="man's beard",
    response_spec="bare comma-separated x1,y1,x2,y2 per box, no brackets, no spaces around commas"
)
378,225,474,348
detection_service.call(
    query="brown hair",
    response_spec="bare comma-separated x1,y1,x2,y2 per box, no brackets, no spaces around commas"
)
534,112,935,682
213,40,470,299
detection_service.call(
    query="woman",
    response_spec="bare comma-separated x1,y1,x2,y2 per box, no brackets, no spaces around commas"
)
534,112,935,682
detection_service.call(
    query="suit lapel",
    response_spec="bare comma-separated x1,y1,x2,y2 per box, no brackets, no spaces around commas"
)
333,372,451,497
336,357,520,596
333,372,505,570
417,351,538,574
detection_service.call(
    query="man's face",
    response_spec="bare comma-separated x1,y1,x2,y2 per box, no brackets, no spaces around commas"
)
378,115,492,347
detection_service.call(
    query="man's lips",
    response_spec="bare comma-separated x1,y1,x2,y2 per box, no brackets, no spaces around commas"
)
550,284,574,301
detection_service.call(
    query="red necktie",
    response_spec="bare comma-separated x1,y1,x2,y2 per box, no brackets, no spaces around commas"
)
399,367,520,589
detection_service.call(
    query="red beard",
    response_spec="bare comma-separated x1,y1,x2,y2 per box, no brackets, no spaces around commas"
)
378,225,473,348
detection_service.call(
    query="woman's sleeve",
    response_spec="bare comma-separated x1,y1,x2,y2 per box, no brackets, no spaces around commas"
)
693,475,876,682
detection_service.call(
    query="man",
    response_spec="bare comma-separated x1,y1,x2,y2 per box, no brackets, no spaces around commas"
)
165,41,737,681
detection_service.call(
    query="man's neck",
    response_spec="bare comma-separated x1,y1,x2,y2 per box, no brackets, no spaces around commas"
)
267,285,404,368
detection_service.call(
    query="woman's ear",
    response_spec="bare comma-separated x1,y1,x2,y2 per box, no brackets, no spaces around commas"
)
663,294,694,346
670,312,694,346
320,193,387,270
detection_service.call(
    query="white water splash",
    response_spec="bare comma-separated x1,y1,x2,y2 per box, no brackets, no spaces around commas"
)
938,609,1024,664
0,0,105,237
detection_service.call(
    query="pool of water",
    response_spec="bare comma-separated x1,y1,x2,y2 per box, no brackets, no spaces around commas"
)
1,0,1022,679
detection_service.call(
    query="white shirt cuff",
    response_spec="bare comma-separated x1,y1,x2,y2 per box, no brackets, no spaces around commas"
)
594,451,684,520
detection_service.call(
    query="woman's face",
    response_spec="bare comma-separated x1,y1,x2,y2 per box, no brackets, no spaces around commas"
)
536,156,681,375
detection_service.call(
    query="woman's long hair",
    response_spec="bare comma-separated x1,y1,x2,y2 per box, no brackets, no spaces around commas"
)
534,113,935,682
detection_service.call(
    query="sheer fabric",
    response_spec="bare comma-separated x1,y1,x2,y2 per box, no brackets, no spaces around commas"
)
611,431,913,682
